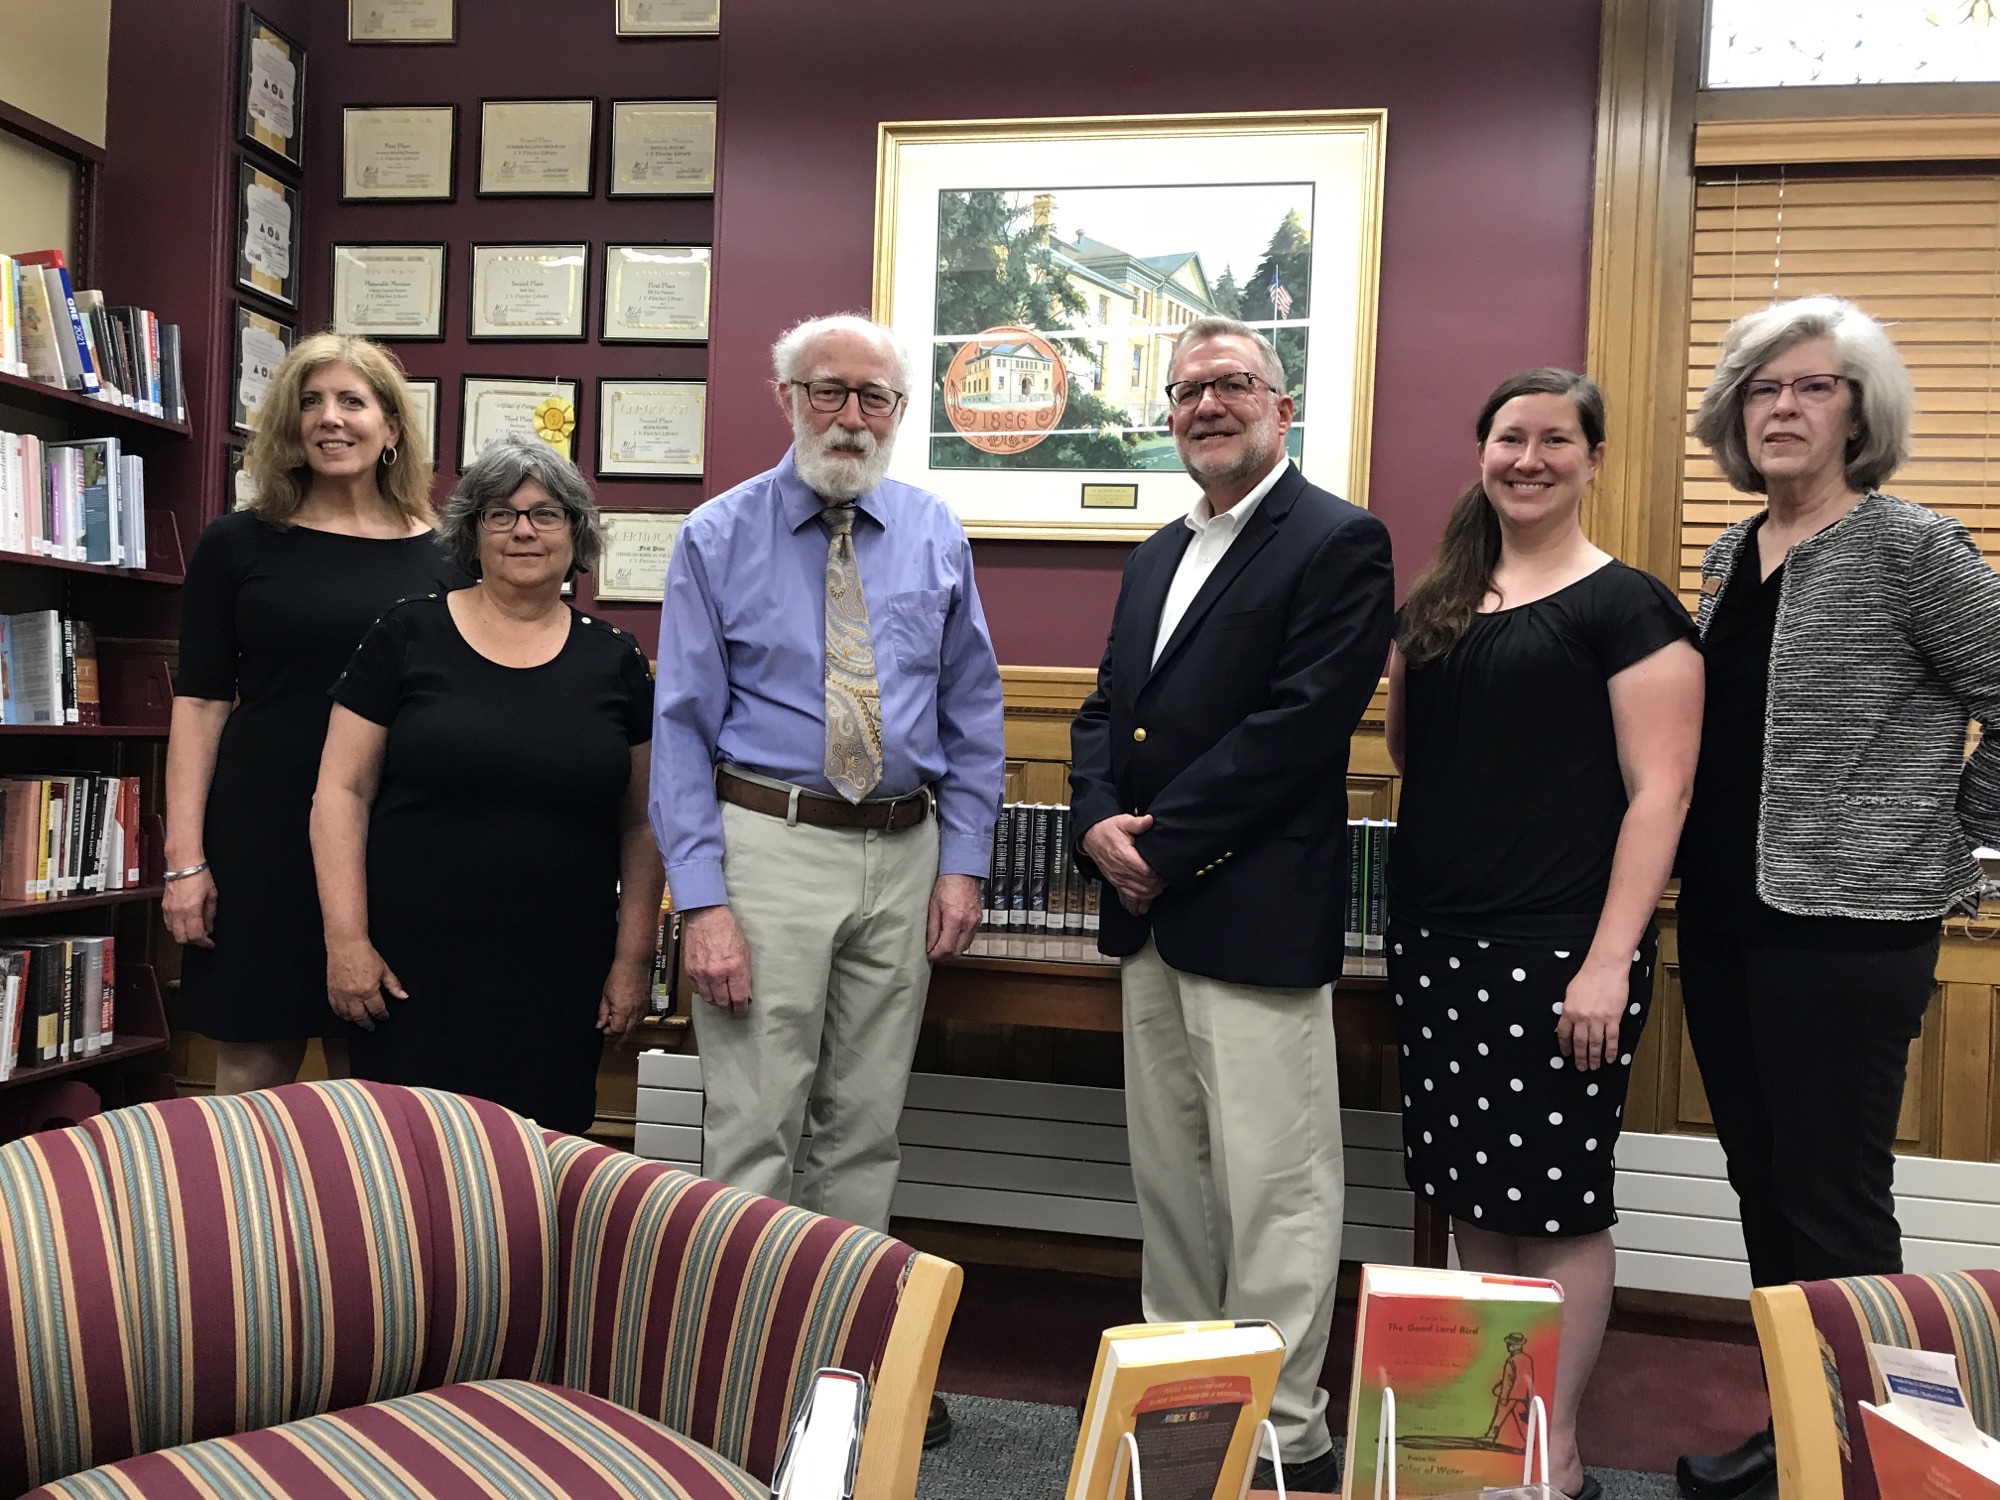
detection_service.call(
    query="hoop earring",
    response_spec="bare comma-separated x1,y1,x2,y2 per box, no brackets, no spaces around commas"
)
382,445,399,467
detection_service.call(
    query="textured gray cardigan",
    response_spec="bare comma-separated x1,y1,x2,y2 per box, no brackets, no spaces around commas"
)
1696,492,2000,919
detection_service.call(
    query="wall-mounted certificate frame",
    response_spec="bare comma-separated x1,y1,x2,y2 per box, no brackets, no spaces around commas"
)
615,0,720,35
597,378,706,479
460,375,580,468
342,105,456,200
348,0,456,42
332,243,447,340
601,244,709,343
238,6,306,171
594,510,688,603
468,243,588,341
478,98,595,197
236,159,299,308
608,99,715,197
232,302,295,435
226,444,258,510
402,377,439,463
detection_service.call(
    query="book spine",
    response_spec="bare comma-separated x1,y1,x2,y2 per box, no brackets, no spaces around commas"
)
28,259,101,395
1364,820,1389,976
96,935,115,1052
36,941,62,1061
984,809,1005,930
0,953,19,1080
1344,820,1365,976
1006,804,1030,928
1048,806,1071,938
0,256,19,375
122,775,141,887
1027,804,1051,930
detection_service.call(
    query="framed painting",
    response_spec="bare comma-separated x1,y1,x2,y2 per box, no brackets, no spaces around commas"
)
873,110,1386,540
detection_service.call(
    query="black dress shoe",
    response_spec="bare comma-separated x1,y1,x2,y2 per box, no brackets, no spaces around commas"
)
1251,1445,1341,1493
1569,1477,1604,1500
1677,1427,1776,1500
924,1393,952,1448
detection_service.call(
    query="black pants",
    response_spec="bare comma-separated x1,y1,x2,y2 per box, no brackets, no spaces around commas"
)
1676,924,1939,1287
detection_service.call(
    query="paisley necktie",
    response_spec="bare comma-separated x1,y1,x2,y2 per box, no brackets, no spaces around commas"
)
820,502,884,802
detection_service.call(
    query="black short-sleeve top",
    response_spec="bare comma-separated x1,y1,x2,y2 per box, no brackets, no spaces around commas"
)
1391,561,1696,941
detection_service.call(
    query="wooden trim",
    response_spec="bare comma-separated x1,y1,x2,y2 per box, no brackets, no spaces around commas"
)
1751,1284,1847,1500
853,1250,962,1500
1583,0,1703,587
1698,83,2000,125
1696,114,2000,167
0,98,105,164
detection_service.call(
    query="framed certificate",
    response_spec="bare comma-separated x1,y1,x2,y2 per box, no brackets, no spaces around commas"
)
236,159,299,308
468,243,588,340
594,510,688,602
478,98,595,197
609,99,715,197
342,105,456,200
597,378,706,479
615,0,720,34
238,6,305,170
332,243,447,339
232,303,295,434
348,0,455,41
602,244,709,343
460,375,580,467
402,378,439,463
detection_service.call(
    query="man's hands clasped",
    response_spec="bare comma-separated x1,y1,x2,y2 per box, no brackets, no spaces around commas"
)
1081,813,1166,916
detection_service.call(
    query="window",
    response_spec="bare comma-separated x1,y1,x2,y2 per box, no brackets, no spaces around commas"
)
1707,0,2000,88
1131,344,1145,385
1097,294,1110,323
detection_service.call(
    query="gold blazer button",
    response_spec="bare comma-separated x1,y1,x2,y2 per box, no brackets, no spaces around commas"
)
1133,727,1147,742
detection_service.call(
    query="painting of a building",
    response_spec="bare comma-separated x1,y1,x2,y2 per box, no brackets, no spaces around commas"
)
957,341,1059,406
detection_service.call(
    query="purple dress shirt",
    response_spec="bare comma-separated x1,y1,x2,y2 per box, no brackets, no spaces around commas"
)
650,448,1005,911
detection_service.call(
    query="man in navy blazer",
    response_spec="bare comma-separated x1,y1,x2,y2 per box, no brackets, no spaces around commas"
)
1070,317,1394,1490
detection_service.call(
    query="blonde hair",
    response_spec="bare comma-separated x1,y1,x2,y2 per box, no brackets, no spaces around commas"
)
243,332,436,527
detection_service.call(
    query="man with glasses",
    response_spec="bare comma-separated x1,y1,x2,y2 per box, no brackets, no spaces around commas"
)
650,313,1002,1448
1070,316,1394,1492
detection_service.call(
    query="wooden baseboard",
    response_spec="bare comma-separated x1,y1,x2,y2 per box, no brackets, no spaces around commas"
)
891,1218,1142,1278
1614,1286,1754,1326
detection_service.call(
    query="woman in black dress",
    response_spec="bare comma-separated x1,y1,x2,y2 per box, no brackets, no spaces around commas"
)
1385,370,1703,1500
309,434,662,1133
166,333,455,1093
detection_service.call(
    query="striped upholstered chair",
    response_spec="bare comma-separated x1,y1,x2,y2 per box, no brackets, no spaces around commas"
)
0,1080,959,1499
1752,1269,2000,1499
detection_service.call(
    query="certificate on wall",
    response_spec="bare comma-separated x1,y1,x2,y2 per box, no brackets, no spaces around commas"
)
597,378,705,478
403,378,439,462
332,244,447,338
602,244,709,343
460,375,579,467
468,243,588,340
238,7,306,169
478,98,595,196
609,100,715,197
348,0,455,41
615,0,720,34
232,303,294,434
236,160,299,308
595,511,688,602
342,106,456,200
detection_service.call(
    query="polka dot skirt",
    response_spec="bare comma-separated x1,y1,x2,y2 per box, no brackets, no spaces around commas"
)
1386,921,1655,1238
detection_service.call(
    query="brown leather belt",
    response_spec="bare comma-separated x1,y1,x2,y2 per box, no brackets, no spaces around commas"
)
716,767,932,832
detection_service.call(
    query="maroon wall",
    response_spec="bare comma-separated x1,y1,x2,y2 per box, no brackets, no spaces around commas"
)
709,0,1604,666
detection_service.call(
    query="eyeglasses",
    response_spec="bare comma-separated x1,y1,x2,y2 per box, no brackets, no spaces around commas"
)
1163,371,1272,410
1742,373,1847,408
793,380,905,418
478,503,569,533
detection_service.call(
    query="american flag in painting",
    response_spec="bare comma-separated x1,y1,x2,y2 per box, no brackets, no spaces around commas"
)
1269,267,1293,320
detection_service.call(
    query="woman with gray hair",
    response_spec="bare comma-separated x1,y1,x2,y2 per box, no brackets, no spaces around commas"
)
1674,296,2000,1500
309,434,663,1132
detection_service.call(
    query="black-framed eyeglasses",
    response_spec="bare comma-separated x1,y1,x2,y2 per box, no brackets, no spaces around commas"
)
1163,370,1272,410
1742,373,1847,407
478,503,569,533
792,380,905,418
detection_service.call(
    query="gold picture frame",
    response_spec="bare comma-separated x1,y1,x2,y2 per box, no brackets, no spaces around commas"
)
873,110,1387,541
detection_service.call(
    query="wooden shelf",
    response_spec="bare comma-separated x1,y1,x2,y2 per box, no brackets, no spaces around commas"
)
0,1031,167,1092
0,885,163,919
0,724,168,738
0,548,183,586
0,369,190,439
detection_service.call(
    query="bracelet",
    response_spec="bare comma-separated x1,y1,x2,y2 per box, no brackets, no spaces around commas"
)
163,861,209,883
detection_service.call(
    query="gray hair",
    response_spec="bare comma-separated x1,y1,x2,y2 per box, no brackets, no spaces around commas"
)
1692,295,1914,494
771,314,916,396
440,433,606,579
1171,316,1287,391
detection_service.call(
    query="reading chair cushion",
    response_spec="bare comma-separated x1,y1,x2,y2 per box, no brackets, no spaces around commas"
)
1800,1268,2000,1500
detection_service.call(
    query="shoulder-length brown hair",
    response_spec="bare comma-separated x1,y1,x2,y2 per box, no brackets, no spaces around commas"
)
1398,368,1606,666
242,332,435,528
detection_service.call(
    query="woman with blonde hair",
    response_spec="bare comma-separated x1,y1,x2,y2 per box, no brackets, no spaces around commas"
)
165,333,458,1093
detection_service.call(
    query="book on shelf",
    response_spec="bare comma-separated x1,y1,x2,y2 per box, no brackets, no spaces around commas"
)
0,609,103,724
1,251,184,420
648,885,682,1019
13,251,99,397
0,934,116,1072
1066,1319,1285,1500
1343,819,1396,978
1,429,150,566
1341,1265,1566,1499
978,800,1104,956
0,773,141,900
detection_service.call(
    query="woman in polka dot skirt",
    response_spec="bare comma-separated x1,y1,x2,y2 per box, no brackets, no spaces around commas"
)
1383,369,1703,1500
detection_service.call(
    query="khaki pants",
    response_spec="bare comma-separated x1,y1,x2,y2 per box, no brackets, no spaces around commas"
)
1121,938,1345,1462
691,800,938,1231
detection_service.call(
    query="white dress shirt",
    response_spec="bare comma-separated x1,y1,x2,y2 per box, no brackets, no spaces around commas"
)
1151,458,1288,667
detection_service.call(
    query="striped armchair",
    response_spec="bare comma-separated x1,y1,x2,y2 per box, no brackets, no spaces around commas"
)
0,1081,959,1499
1752,1269,2000,1499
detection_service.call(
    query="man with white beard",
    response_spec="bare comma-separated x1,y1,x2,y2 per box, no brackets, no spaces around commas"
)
650,315,1002,1445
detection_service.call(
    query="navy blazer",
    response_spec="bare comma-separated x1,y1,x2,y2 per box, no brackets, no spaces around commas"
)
1069,463,1395,988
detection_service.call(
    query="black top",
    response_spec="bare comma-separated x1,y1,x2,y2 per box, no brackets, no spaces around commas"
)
172,511,461,1042
1392,561,1695,941
329,596,653,1132
1677,516,1941,949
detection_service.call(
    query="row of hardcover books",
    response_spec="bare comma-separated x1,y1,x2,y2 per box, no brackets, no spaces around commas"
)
0,937,116,1079
0,611,103,726
984,802,1102,936
0,249,186,421
1,431,150,566
0,774,143,901
1344,818,1396,978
